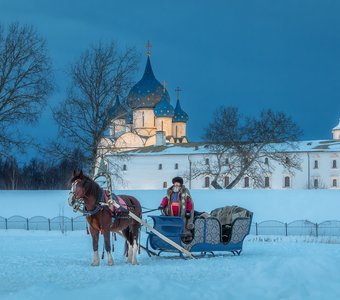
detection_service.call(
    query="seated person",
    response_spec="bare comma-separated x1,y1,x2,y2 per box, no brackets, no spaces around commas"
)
159,177,194,241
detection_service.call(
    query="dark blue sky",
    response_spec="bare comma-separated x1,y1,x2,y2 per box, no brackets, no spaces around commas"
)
1,0,340,156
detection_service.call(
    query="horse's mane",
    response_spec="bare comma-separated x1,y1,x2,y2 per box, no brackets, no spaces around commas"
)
80,175,102,202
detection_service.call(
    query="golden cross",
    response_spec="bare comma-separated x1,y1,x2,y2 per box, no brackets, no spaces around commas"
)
175,87,182,100
145,40,152,57
162,80,168,92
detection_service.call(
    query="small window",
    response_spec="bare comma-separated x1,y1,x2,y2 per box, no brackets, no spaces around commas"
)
333,179,337,187
225,158,229,165
285,157,290,164
224,176,230,188
158,164,162,170
123,164,127,171
204,177,210,188
175,163,179,170
265,177,270,188
284,176,290,188
314,179,319,189
244,177,249,188
163,181,167,188
205,158,209,165
332,160,337,169
314,160,318,169
264,158,269,165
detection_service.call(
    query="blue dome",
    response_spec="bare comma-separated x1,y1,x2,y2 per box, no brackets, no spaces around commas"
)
109,96,128,120
127,56,170,109
125,111,133,124
154,93,174,118
173,99,189,122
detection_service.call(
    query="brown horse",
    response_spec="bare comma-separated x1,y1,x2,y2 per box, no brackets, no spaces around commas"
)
69,170,142,266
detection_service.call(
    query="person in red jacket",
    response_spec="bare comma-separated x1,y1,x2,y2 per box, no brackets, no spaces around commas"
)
159,177,193,217
159,177,194,242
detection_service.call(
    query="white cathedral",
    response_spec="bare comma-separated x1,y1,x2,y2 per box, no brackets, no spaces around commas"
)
101,48,189,151
99,46,340,190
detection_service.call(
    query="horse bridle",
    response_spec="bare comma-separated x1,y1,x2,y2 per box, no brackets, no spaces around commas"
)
68,179,87,213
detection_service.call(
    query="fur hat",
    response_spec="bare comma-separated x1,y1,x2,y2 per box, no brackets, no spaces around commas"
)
172,176,184,185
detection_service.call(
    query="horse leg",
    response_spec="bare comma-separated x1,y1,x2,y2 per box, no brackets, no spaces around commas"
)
131,239,138,265
103,228,113,266
89,225,100,266
131,224,139,265
122,228,133,264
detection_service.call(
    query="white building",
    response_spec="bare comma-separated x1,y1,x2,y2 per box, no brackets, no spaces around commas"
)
100,44,340,190
107,138,340,190
100,47,189,151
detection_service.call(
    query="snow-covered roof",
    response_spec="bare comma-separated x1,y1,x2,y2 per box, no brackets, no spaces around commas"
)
107,140,340,156
332,118,340,131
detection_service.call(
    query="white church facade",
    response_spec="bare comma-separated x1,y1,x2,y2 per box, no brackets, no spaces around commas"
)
100,46,340,190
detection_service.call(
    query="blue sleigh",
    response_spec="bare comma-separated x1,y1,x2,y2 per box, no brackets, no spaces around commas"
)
145,208,253,257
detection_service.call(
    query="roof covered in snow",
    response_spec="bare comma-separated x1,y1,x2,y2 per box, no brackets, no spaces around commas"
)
332,118,340,131
109,139,340,156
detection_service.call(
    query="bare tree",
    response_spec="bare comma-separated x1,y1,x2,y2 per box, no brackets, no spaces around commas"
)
192,107,302,189
0,23,53,155
53,42,138,176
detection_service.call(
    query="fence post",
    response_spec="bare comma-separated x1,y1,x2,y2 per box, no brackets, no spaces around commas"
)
26,218,29,231
5,218,7,230
48,218,51,231
71,217,74,231
316,223,318,237
255,222,258,235
285,223,288,236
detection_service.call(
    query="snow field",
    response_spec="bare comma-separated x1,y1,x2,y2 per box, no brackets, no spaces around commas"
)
1,230,340,300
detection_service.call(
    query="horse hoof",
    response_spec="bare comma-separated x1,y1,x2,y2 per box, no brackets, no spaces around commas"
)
91,262,100,266
108,261,114,266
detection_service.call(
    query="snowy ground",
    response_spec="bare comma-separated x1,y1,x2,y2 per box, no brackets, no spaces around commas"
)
1,189,340,299
1,230,340,300
1,189,340,222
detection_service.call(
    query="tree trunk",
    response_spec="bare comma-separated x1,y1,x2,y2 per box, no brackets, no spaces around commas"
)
226,169,246,189
211,179,223,189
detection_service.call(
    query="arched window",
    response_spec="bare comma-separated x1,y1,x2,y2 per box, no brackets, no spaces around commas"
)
284,176,290,188
163,181,167,188
314,179,319,189
224,176,230,188
205,158,209,165
314,160,318,169
333,179,337,187
158,164,162,170
285,157,290,164
142,111,145,127
174,163,178,170
333,160,337,169
204,177,210,188
264,158,269,165
265,177,270,188
244,177,249,188
123,164,127,171
225,158,229,165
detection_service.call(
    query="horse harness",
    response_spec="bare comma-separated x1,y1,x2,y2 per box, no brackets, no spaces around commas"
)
69,179,135,219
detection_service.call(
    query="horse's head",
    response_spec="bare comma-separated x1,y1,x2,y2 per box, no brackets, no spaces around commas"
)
70,170,86,200
68,170,101,211
68,170,87,211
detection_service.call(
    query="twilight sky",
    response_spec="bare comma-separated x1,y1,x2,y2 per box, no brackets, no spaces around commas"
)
1,0,340,158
